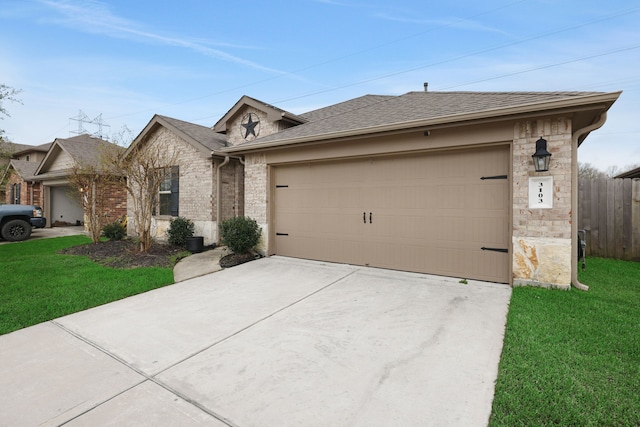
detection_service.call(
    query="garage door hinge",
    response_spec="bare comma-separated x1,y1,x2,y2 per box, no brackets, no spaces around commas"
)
480,175,508,180
481,247,508,253
276,185,289,188
276,232,289,236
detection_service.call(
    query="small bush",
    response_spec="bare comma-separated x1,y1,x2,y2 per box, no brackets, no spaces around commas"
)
167,217,195,247
220,216,261,254
102,222,126,240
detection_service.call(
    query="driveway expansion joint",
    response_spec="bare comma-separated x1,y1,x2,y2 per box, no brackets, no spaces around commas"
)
50,320,237,426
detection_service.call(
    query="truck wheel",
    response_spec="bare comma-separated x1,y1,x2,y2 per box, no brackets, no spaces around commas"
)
1,219,32,241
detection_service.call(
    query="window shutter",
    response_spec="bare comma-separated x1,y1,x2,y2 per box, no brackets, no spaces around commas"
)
170,166,179,216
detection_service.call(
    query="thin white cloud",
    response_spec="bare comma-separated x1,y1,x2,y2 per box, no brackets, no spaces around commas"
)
374,12,509,35
34,0,287,75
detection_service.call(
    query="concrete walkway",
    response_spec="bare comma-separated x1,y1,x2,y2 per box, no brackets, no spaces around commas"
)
173,246,227,282
0,256,511,426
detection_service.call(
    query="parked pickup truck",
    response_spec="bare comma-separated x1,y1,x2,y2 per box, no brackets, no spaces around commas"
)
0,205,47,241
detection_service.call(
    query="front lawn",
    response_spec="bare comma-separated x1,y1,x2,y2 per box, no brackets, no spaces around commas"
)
0,236,175,335
490,257,640,426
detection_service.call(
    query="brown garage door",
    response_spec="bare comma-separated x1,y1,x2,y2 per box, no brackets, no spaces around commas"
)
273,146,510,283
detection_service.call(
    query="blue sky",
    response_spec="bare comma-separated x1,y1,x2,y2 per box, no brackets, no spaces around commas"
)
1,0,638,171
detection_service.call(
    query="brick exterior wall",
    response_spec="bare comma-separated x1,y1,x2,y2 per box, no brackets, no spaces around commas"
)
512,117,573,288
127,127,215,244
244,153,268,253
218,159,244,220
4,170,43,206
100,181,127,224
126,126,243,246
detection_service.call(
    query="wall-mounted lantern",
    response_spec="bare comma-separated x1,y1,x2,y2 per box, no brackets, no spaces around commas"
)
532,137,552,172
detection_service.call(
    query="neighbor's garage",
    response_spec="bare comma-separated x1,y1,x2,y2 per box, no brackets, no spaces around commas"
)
273,145,510,283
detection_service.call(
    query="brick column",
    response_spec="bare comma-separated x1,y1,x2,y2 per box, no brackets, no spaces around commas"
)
244,153,268,254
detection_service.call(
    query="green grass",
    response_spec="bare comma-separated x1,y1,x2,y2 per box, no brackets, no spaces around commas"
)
0,236,175,335
490,258,640,426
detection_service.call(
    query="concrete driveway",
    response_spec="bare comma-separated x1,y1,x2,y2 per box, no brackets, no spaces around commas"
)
0,257,511,427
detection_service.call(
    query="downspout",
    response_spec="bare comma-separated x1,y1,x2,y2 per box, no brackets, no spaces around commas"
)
216,155,231,245
571,112,607,291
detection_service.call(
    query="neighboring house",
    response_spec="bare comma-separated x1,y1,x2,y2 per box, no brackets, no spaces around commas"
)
133,89,620,289
0,142,50,204
33,134,127,227
11,142,51,163
3,159,42,205
614,166,640,179
125,115,244,246
3,134,127,228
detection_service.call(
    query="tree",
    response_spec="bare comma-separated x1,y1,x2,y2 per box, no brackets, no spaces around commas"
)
0,84,22,144
1,85,21,188
67,156,124,244
578,162,607,179
105,137,179,253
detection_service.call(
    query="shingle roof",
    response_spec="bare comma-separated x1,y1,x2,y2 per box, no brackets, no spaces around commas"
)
230,91,615,149
156,115,227,152
299,95,394,122
56,134,114,167
34,134,124,178
9,159,39,179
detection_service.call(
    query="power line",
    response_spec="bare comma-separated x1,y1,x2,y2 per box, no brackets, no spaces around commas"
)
440,44,640,90
107,0,531,122
191,6,640,121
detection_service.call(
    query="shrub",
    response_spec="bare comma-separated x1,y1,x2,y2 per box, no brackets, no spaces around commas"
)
220,216,261,254
167,217,195,247
102,222,126,240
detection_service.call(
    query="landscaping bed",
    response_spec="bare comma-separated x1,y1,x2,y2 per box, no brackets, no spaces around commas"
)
60,239,186,268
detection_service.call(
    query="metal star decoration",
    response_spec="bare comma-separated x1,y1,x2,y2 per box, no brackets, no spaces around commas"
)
241,113,259,139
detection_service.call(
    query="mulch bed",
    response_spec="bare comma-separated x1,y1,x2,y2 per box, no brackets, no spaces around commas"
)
219,252,256,268
60,239,185,269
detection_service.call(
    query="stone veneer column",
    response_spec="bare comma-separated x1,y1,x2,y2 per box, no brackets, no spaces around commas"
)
512,118,573,288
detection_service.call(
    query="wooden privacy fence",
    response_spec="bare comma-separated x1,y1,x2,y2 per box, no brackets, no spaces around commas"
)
578,178,640,261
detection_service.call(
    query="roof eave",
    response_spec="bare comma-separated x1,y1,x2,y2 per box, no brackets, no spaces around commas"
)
223,91,621,154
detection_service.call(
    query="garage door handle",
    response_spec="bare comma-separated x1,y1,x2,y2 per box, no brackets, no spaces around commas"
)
481,247,508,253
369,212,372,223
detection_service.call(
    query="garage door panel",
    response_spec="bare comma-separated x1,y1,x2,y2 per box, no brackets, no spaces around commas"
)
273,147,509,283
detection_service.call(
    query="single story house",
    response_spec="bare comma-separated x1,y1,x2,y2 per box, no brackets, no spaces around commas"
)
135,88,620,288
3,134,127,227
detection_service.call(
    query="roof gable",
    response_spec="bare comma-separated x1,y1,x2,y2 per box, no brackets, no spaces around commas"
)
125,114,228,160
35,134,113,176
213,95,306,133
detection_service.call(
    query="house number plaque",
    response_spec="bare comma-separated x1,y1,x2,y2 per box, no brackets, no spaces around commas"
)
529,176,553,209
